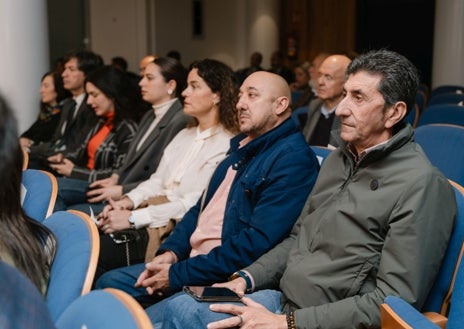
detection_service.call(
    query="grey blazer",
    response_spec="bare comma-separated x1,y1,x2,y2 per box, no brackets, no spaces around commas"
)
118,99,190,193
302,98,340,147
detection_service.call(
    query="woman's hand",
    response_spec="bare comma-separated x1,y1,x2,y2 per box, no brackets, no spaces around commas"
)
98,208,132,234
100,197,134,219
47,153,64,164
87,184,123,203
49,157,74,176
98,198,136,233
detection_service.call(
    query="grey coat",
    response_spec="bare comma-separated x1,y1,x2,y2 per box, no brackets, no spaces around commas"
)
246,124,456,328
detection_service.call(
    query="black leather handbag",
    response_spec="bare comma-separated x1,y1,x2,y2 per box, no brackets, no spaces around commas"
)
110,228,149,266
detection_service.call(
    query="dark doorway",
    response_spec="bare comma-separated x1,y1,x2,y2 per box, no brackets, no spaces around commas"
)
356,0,435,87
47,0,89,69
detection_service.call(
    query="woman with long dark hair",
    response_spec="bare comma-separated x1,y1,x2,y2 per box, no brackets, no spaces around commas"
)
0,94,56,295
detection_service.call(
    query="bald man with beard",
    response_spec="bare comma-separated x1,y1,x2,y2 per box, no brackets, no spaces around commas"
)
302,54,352,147
95,71,320,326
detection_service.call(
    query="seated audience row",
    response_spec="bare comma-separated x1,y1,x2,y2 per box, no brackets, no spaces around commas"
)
7,49,457,329
27,50,103,168
95,59,240,278
99,50,455,329
95,70,320,314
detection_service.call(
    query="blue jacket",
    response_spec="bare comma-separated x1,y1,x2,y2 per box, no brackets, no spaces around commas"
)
159,118,320,291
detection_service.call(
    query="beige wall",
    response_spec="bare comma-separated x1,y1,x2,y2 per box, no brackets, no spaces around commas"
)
432,0,464,88
88,0,279,72
88,0,148,73
153,0,242,69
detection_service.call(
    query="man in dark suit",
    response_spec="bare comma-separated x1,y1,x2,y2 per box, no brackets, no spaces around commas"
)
27,50,103,169
302,54,351,147
67,98,190,215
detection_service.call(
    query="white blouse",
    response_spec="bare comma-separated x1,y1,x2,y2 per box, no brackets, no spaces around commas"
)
126,124,234,228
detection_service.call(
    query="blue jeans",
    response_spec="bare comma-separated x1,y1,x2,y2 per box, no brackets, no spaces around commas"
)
54,177,105,214
148,289,283,328
95,263,177,307
94,263,148,297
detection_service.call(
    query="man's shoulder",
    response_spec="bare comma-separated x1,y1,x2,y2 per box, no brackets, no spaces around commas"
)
256,128,315,165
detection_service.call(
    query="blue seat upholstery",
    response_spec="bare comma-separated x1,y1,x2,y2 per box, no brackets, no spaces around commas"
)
292,106,308,130
380,180,464,329
428,92,464,106
422,181,464,313
381,296,441,329
416,89,428,113
22,169,57,222
382,250,464,329
417,105,464,127
404,104,420,128
44,210,100,322
310,145,332,165
430,85,464,98
56,288,153,329
414,124,464,186
0,261,55,329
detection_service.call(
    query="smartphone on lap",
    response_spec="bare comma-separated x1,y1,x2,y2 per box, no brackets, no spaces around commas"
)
183,286,242,302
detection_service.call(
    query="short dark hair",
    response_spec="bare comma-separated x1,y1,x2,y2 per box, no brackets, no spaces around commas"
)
111,56,128,71
63,50,104,77
166,50,181,62
346,49,419,114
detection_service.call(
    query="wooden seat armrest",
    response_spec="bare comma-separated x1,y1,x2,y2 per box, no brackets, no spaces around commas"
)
423,312,447,329
380,303,413,329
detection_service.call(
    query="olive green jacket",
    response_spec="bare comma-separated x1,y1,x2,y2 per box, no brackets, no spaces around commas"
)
246,124,456,328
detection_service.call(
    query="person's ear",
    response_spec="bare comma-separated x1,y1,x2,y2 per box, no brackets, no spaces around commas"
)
274,96,290,116
167,80,177,95
385,101,407,128
212,93,220,106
